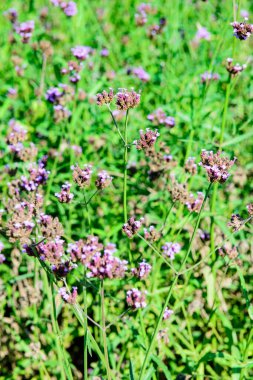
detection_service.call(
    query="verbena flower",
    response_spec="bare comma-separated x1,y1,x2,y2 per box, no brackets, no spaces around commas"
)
143,225,160,242
0,254,6,263
116,89,141,110
45,87,63,104
55,182,74,203
131,260,152,279
163,307,174,320
63,1,77,16
201,72,220,84
67,235,103,264
200,150,236,183
162,242,181,260
133,128,159,153
226,58,247,77
219,243,238,260
185,192,204,213
129,67,150,82
147,108,175,128
246,203,253,216
228,214,243,232
231,20,253,40
39,214,64,239
95,170,113,190
126,288,147,309
195,25,211,41
37,238,64,264
96,89,114,106
52,260,76,277
59,286,78,304
71,164,93,187
71,46,92,60
184,157,197,175
122,217,144,238
15,20,34,43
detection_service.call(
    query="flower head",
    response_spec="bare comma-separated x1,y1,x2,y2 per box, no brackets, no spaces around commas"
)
95,170,113,190
71,46,92,60
126,288,147,309
96,89,114,106
116,89,141,110
122,217,144,238
55,182,74,203
59,286,77,304
131,260,152,279
200,150,236,183
162,242,181,260
231,20,253,40
71,164,92,187
163,307,174,320
226,58,247,77
134,128,159,153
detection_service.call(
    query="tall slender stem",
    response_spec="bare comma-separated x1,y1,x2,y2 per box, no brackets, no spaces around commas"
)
139,183,212,379
101,281,112,380
123,110,129,223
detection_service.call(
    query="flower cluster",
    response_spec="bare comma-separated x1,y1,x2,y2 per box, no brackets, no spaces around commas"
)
37,238,64,263
0,242,6,264
15,20,34,43
201,72,220,84
95,171,113,190
59,287,78,304
71,164,93,187
96,89,114,106
39,214,64,239
46,87,63,104
228,214,243,232
122,217,144,238
50,0,77,16
147,108,175,128
67,235,103,264
71,46,93,60
219,244,238,260
148,18,166,39
169,178,188,203
126,288,147,309
194,25,211,42
131,260,152,279
7,202,35,244
61,60,82,83
247,204,253,216
162,242,181,260
55,183,74,203
135,3,154,26
86,243,128,279
133,129,159,154
128,67,150,82
185,192,204,213
184,157,197,175
231,20,253,40
116,89,141,110
144,225,160,242
200,150,236,183
163,308,174,320
226,58,247,77
20,162,50,192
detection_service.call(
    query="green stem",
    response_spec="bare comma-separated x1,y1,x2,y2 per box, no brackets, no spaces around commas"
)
83,268,88,380
101,281,112,380
139,183,212,379
123,110,129,223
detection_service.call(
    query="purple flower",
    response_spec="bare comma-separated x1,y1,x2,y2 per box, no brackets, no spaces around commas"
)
59,286,77,304
45,87,63,104
0,254,6,263
126,288,147,309
55,182,74,203
200,150,236,183
131,260,152,279
162,242,181,260
195,25,211,41
163,307,173,320
122,217,144,238
147,108,175,128
16,20,34,43
231,21,253,40
131,67,150,82
71,46,92,60
134,128,159,153
95,170,113,190
116,89,141,110
63,1,77,16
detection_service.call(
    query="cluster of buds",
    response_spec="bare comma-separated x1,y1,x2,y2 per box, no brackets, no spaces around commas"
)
219,243,238,260
39,214,64,240
135,3,155,26
201,72,220,84
169,177,188,204
61,60,82,83
71,45,93,61
162,242,181,260
55,183,74,203
126,288,147,309
45,85,73,122
184,157,197,175
194,25,211,43
7,202,35,244
247,204,253,216
163,307,174,320
116,89,141,110
15,20,34,43
148,18,166,39
185,192,204,213
96,89,114,106
20,162,50,192
67,235,103,264
95,171,113,190
86,243,128,279
127,67,150,82
122,217,144,238
4,8,18,25
133,129,159,154
50,0,77,16
200,150,236,183
147,108,175,128
36,238,64,263
226,58,247,77
143,225,160,242
231,20,253,40
6,120,32,160
131,260,152,279
71,164,93,187
228,214,243,232
59,287,78,304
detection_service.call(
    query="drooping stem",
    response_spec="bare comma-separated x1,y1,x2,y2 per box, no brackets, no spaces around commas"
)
123,110,129,223
139,183,212,379
101,281,112,380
